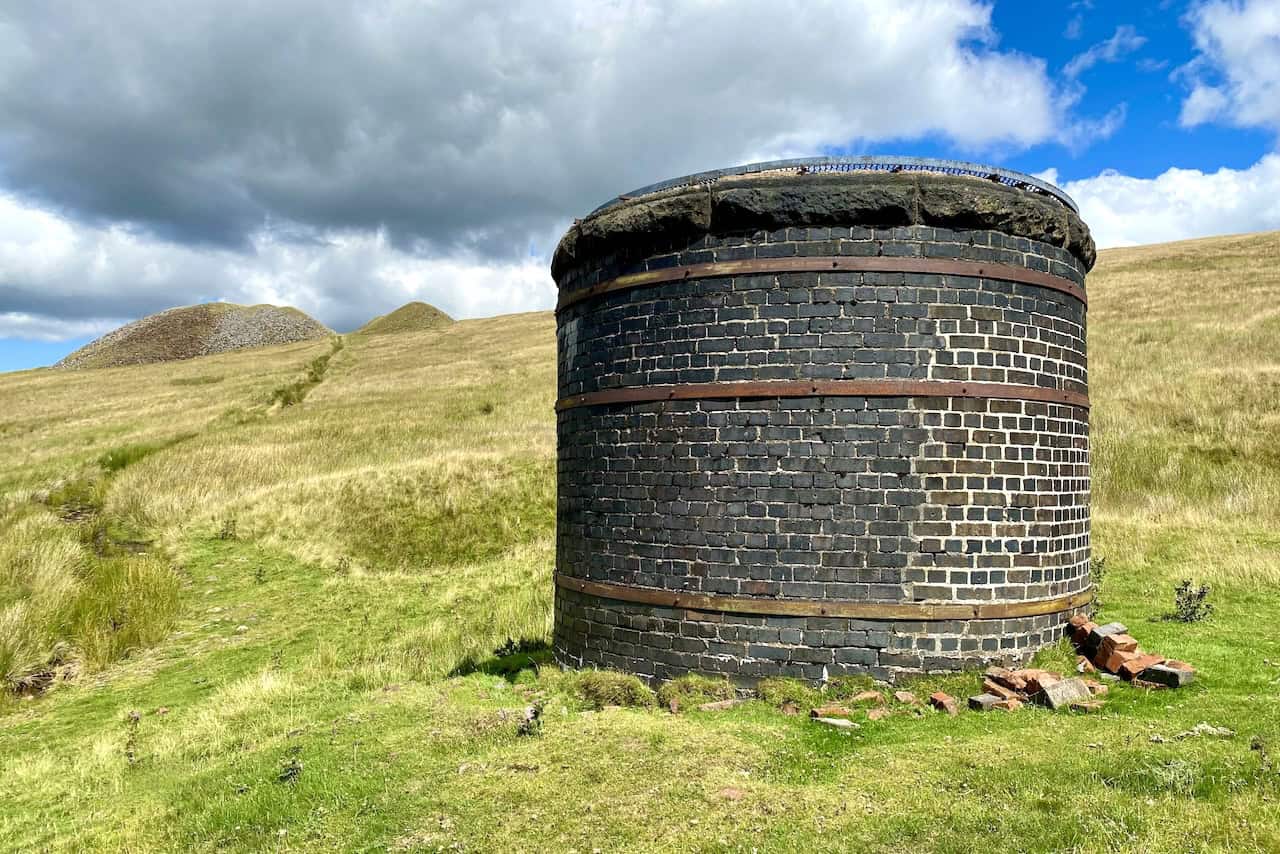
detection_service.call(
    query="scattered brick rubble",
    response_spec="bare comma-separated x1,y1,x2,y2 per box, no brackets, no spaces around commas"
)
801,614,1198,726
963,615,1196,714
1068,615,1196,689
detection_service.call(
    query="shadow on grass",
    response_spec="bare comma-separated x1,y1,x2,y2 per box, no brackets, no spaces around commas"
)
448,638,553,682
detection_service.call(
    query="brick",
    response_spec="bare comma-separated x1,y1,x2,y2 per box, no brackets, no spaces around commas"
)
929,692,959,716
1099,633,1139,657
1139,663,1194,688
1084,622,1128,655
1073,621,1098,646
968,693,1001,711
992,697,1023,712
892,690,919,705
1015,669,1061,695
982,678,1021,701
1075,655,1096,674
984,666,1028,692
1036,677,1093,710
1119,653,1166,681
1069,614,1089,629
866,707,891,721
1083,679,1108,696
1102,648,1139,674
810,704,854,719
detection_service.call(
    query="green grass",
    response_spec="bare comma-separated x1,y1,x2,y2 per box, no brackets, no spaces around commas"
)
0,234,1278,851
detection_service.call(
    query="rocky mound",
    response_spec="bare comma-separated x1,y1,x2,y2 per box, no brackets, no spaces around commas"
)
56,303,332,370
356,301,453,336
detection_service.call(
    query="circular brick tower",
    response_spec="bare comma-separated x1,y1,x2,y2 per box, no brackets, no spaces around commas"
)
551,157,1095,684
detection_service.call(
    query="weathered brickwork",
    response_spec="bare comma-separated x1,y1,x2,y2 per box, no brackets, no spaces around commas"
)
552,170,1095,682
558,228,1087,400
557,395,1088,601
555,587,1090,684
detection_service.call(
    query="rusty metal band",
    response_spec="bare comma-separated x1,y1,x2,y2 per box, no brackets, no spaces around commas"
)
556,379,1088,412
556,573,1094,621
555,256,1086,313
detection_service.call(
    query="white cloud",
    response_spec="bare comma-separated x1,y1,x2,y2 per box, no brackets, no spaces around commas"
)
0,0,1127,341
1045,154,1280,248
1180,0,1280,130
1063,25,1147,78
0,192,556,338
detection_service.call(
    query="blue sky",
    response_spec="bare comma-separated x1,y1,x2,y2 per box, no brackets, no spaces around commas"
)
2,0,1279,373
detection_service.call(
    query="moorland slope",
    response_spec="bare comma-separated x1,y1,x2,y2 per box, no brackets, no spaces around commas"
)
355,301,453,336
0,233,1278,851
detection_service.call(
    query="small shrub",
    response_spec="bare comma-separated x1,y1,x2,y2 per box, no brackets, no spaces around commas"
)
335,556,351,576
1164,579,1214,623
656,673,736,709
572,669,655,710
253,564,267,584
517,701,543,737
216,518,238,541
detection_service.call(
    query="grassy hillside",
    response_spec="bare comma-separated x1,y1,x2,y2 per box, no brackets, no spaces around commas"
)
1,234,1278,851
355,301,454,336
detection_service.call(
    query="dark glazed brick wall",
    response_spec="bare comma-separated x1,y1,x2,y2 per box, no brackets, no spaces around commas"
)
554,223,1091,681
554,587,1091,684
557,396,1089,603
557,228,1087,400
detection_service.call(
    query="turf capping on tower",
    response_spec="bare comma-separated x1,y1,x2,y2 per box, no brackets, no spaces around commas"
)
551,157,1097,684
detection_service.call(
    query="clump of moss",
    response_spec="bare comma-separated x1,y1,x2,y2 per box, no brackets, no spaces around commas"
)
757,677,821,711
656,673,736,709
571,670,655,710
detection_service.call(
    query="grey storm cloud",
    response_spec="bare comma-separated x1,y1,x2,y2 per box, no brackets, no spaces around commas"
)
0,0,1134,339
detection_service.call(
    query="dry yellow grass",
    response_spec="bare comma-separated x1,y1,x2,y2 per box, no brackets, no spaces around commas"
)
1088,229,1280,588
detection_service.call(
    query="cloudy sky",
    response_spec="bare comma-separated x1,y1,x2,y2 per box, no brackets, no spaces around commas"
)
2,0,1279,371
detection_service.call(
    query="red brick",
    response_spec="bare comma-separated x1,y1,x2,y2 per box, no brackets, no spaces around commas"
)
892,690,918,705
1100,633,1139,657
984,667,1027,692
1083,679,1108,696
1073,621,1098,646
1103,648,1140,674
1119,653,1166,681
929,692,959,716
866,707,891,721
1016,669,1062,695
850,690,886,706
810,704,853,719
993,697,1023,712
1076,655,1096,674
1069,614,1090,629
982,678,1021,701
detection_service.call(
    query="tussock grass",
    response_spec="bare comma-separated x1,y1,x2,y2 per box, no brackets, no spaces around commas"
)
0,508,179,693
